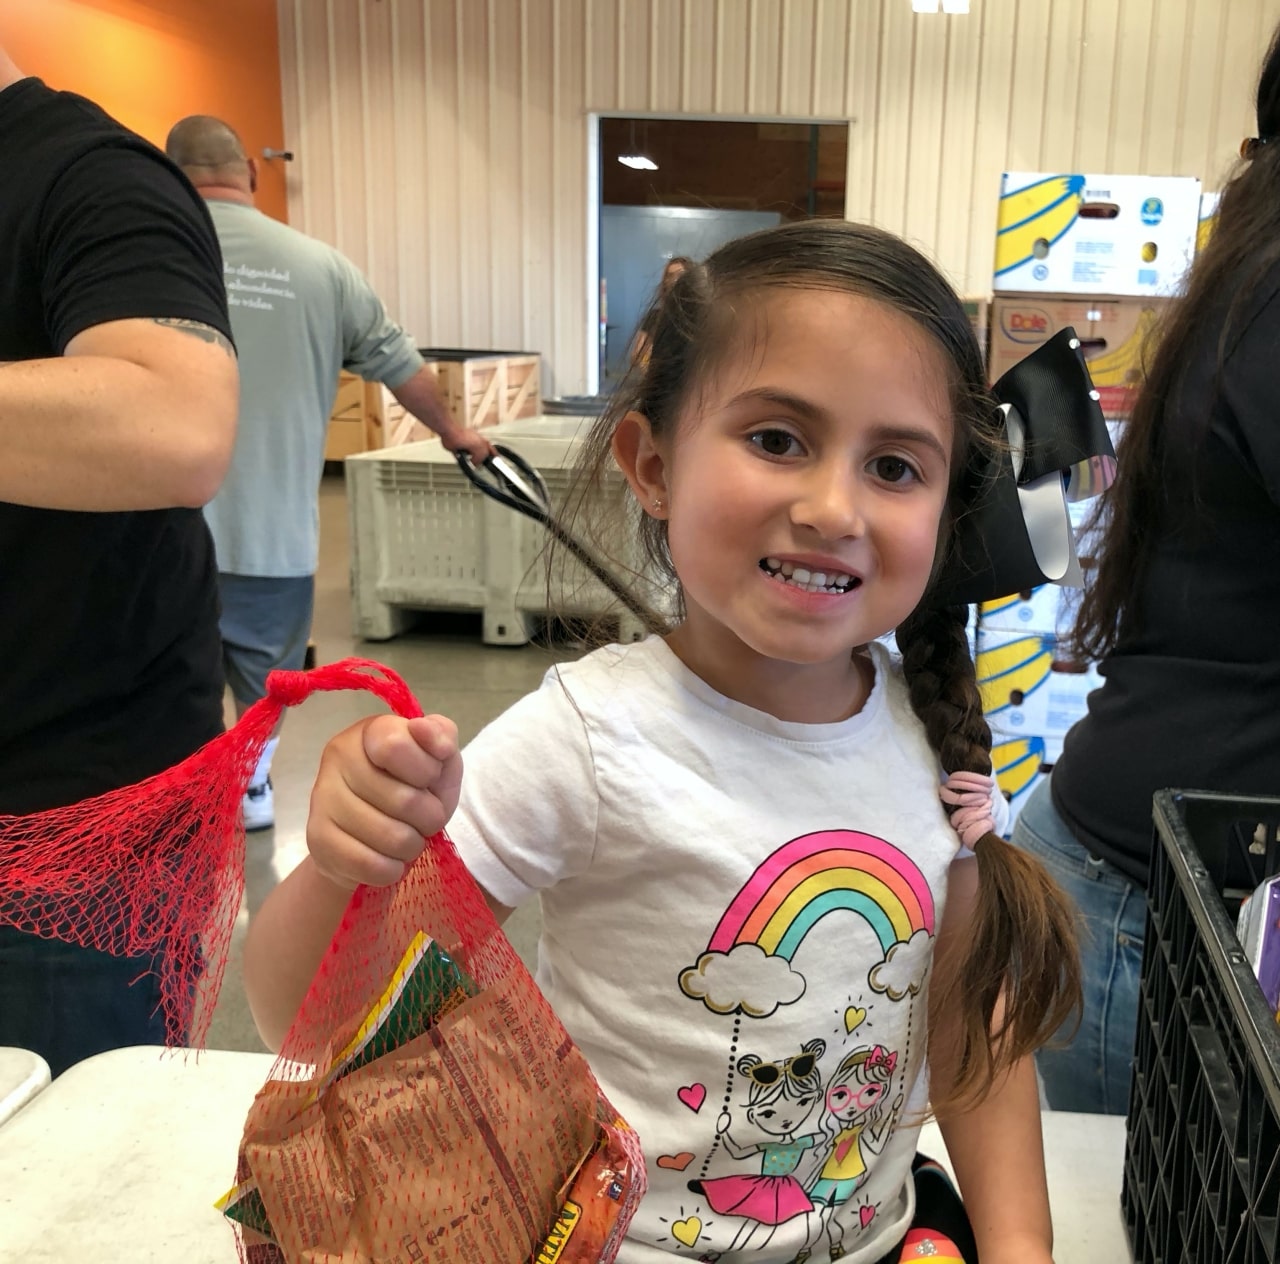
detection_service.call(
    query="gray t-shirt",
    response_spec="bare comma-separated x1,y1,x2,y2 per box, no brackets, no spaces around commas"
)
203,199,423,576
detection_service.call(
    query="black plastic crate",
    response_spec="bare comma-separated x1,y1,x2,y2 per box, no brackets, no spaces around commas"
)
1125,791,1280,1264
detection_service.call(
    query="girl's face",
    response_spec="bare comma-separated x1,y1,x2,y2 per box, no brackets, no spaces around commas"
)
625,289,954,709
746,1084,821,1137
826,1068,887,1124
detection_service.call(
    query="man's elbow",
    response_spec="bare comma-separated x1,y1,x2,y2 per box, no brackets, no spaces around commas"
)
170,385,237,507
177,431,234,506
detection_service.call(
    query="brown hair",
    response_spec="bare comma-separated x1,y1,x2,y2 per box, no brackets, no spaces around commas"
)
1073,22,1280,661
566,219,1080,1113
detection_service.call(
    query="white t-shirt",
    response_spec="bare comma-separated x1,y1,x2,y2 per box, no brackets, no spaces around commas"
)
451,638,973,1263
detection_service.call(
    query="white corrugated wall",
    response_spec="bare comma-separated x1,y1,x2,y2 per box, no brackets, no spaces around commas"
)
277,0,1277,395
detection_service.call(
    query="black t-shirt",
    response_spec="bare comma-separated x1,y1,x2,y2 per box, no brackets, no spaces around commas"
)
0,78,233,814
1052,263,1280,887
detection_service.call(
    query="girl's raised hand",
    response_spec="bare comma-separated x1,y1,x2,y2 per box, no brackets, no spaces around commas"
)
305,713,463,892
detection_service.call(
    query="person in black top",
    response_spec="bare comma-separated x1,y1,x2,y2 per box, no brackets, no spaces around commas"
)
1009,25,1280,1115
0,44,238,1075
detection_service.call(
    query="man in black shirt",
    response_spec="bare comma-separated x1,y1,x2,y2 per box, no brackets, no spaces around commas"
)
0,43,238,1074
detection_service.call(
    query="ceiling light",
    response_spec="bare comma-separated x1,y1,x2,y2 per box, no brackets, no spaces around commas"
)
911,0,938,11
617,119,658,171
941,0,970,11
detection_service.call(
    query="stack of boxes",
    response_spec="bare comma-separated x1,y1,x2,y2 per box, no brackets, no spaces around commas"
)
978,172,1203,827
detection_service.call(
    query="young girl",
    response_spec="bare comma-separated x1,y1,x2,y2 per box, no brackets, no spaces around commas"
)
687,1039,827,1254
244,221,1081,1264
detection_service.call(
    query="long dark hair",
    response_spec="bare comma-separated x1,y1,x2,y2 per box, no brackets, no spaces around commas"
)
1073,24,1280,661
565,219,1080,1113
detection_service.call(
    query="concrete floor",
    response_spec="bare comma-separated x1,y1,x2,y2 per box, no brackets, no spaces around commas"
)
203,471,569,1052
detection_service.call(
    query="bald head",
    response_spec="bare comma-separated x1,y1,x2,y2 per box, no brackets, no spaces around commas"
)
0,44,24,92
166,115,256,201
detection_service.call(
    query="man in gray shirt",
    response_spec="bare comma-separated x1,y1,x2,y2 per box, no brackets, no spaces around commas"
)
166,115,492,831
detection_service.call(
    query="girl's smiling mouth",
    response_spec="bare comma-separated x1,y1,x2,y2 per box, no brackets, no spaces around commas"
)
761,557,862,595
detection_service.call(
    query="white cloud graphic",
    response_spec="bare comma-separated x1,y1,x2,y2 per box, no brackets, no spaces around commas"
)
679,944,808,1018
868,929,932,1000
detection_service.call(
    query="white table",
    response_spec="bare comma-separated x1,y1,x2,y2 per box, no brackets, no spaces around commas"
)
0,1046,51,1128
0,1045,1132,1262
0,1046,270,1262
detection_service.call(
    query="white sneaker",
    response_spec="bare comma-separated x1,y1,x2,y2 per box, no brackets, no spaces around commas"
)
243,779,274,831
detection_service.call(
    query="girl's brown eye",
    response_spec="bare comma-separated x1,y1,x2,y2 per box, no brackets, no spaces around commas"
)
752,429,798,457
873,456,913,483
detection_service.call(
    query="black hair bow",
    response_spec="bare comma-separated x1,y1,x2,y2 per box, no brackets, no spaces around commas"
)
933,328,1116,605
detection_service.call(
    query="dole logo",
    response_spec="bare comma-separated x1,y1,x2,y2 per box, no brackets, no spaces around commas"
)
1001,307,1051,345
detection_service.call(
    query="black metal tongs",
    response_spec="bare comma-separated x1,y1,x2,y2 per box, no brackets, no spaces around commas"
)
455,444,661,631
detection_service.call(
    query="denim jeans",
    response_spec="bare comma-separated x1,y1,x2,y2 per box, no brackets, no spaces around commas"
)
0,925,168,1078
1009,777,1146,1115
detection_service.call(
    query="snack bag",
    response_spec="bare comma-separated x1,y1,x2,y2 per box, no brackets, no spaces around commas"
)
533,1122,640,1264
1237,873,1280,1018
218,673,646,1264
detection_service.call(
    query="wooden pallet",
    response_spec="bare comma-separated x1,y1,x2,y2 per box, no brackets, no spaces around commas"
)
324,355,542,458
323,372,382,461
436,354,541,431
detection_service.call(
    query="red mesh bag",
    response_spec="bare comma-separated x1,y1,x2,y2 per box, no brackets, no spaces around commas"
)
0,659,644,1262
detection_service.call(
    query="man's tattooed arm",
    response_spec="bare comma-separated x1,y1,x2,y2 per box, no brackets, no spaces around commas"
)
150,316,236,358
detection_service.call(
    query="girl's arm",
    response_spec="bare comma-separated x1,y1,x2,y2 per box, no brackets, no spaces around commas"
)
928,857,1054,1264
242,713,512,1051
716,1132,762,1161
864,1091,903,1151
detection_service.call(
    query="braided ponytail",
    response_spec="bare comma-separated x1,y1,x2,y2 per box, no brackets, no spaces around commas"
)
896,603,1081,1113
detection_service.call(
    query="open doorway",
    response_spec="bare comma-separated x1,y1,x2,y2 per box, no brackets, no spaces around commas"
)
595,117,849,389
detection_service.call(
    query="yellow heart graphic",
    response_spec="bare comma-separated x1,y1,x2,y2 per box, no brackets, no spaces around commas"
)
672,1216,702,1248
844,1006,867,1034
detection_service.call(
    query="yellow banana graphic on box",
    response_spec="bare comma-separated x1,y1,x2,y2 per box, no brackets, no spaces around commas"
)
1083,307,1160,387
995,174,1086,277
1196,213,1215,254
991,737,1047,798
977,635,1054,714
980,593,1025,621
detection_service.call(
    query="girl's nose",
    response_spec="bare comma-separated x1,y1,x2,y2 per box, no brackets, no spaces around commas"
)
791,466,865,539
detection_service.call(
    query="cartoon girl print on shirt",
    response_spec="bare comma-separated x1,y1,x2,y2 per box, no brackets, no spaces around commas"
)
686,1040,826,1253
670,830,938,1256
802,1043,905,1261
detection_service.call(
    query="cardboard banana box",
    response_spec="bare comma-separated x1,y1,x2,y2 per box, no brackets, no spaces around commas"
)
989,295,1165,418
993,172,1200,297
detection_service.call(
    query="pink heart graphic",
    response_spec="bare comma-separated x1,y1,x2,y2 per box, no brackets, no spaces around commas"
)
677,1083,707,1113
859,1204,876,1230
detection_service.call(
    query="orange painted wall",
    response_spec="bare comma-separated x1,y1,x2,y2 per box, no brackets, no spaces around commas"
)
0,0,288,222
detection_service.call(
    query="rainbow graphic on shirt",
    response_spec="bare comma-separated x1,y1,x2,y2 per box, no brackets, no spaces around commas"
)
705,830,935,960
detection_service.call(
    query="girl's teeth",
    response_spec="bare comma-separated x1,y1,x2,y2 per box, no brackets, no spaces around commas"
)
761,559,856,593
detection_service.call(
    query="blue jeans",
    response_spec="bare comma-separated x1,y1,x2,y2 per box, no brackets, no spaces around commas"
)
1009,777,1146,1115
0,926,168,1078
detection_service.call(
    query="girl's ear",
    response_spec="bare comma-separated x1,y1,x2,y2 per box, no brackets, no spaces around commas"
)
612,410,669,519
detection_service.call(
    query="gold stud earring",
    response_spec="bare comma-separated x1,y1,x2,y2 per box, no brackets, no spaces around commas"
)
652,497,664,511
